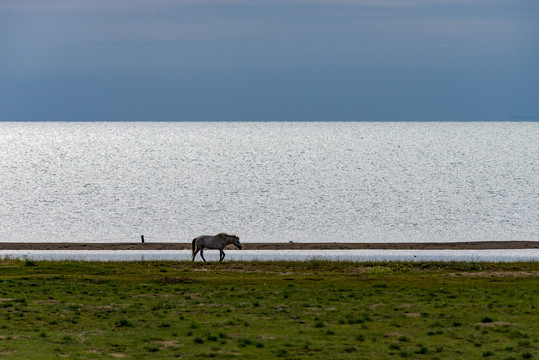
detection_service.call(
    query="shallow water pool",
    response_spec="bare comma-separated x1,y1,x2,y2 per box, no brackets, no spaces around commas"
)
2,249,538,262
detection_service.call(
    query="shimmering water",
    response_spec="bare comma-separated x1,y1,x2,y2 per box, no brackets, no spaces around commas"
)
2,250,538,263
1,122,537,244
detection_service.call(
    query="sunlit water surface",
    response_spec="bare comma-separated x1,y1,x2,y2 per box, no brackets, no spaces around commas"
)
1,122,537,244
2,250,538,262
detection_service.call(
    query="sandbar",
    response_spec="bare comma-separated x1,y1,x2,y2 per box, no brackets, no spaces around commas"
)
0,241,536,251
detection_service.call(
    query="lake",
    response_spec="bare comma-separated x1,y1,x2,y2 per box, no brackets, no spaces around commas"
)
1,122,537,244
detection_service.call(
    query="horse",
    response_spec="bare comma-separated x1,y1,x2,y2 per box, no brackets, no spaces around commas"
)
191,233,242,262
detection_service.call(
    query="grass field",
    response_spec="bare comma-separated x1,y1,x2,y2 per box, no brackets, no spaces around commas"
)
0,259,537,359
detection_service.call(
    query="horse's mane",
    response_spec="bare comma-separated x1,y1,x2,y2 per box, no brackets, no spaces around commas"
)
218,232,238,239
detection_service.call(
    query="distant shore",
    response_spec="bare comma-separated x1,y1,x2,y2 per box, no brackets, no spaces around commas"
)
0,241,537,251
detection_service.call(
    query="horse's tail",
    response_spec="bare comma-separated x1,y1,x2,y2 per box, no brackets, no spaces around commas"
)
191,238,196,257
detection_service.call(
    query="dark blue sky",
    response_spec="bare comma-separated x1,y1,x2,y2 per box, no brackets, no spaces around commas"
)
1,0,538,121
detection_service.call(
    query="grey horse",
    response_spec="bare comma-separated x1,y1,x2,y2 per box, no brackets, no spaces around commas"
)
191,233,242,262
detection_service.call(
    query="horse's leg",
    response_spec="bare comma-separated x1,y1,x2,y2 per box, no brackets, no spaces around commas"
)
219,249,225,262
192,246,200,261
200,247,207,262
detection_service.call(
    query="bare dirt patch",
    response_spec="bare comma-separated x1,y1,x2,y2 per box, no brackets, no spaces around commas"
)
34,300,60,304
366,303,385,308
198,303,221,307
131,293,175,299
475,321,512,327
399,304,416,308
133,294,158,298
159,277,194,284
405,313,422,317
217,350,242,356
0,335,26,340
154,340,180,348
450,271,539,277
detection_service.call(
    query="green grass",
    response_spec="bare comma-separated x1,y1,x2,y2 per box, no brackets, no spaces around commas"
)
0,259,538,359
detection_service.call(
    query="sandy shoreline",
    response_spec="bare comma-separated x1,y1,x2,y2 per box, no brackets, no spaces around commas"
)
0,241,537,251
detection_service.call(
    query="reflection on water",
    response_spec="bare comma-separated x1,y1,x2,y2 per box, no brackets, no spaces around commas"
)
1,250,538,262
2,122,537,244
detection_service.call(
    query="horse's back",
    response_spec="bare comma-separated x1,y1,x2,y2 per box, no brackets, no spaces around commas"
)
194,234,220,249
194,235,211,241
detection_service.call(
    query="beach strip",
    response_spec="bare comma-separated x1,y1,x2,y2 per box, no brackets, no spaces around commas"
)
0,241,537,251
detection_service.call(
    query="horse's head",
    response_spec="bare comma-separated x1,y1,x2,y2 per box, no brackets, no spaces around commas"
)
229,235,241,250
231,235,242,250
220,233,242,250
